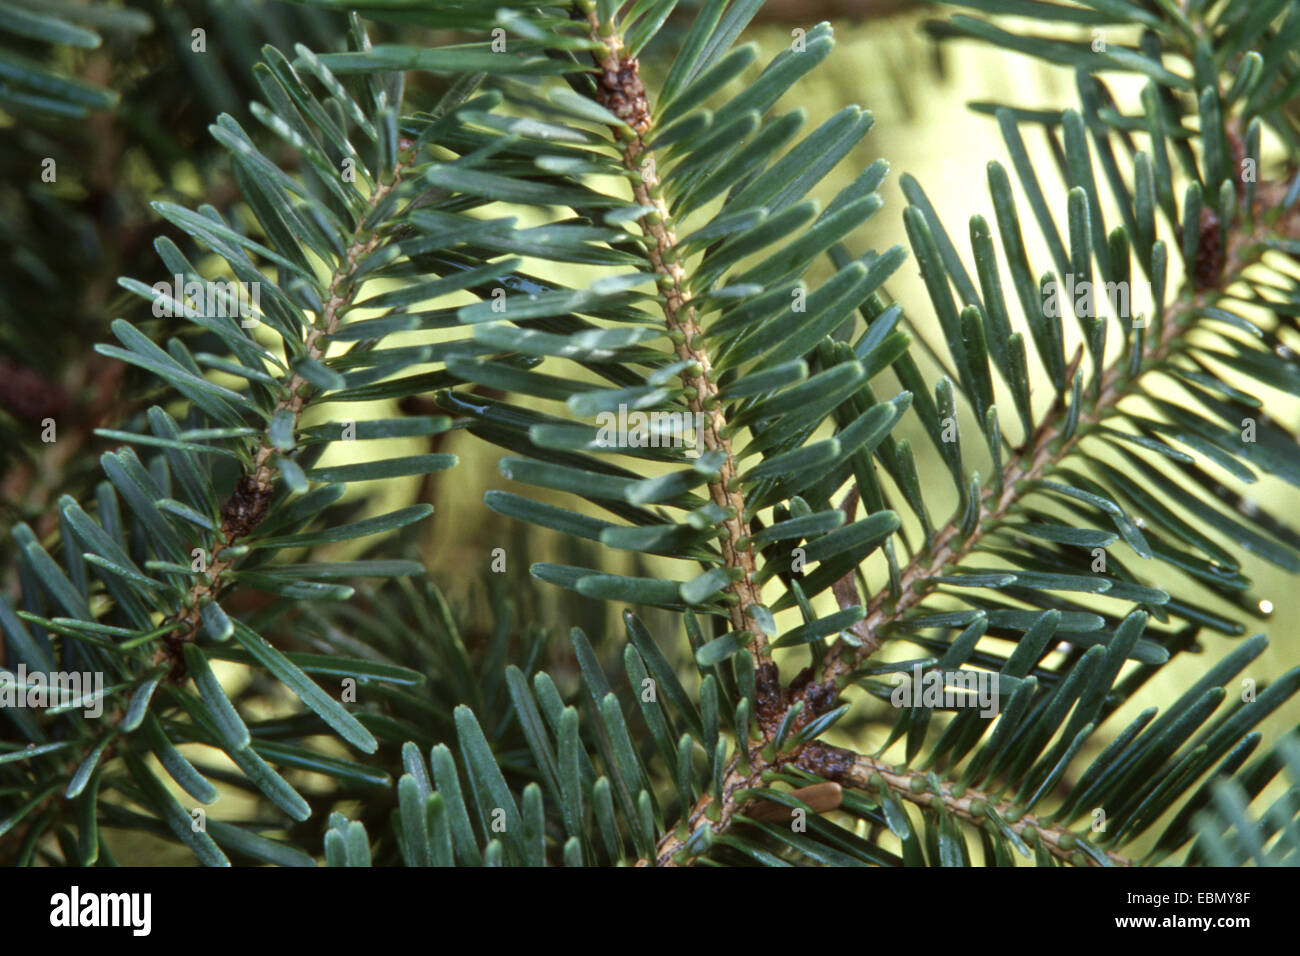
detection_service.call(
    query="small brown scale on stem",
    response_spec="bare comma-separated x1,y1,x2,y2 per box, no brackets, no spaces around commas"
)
639,662,850,866
595,57,650,135
1194,205,1224,292
221,473,273,539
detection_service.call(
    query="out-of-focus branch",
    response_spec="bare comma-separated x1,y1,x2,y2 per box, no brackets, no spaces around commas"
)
751,0,918,21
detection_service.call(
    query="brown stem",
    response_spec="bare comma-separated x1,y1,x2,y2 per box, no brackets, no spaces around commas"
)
822,746,1132,866
584,12,766,648
156,153,417,678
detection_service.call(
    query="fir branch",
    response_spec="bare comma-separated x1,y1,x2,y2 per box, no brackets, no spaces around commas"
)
157,147,420,680
6,0,1300,870
583,7,766,650
641,169,1300,867
640,736,1134,867
810,173,1300,695
825,746,1133,867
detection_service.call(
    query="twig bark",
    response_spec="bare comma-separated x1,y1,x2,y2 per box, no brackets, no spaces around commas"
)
585,9,767,650
155,151,418,678
822,746,1132,866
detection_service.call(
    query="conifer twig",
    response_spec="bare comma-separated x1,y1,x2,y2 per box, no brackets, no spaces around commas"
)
641,172,1300,866
819,745,1132,866
155,150,418,679
807,175,1300,697
584,6,767,651
1,151,425,864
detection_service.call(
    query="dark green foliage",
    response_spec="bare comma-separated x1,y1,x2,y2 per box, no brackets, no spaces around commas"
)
1,0,1298,868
